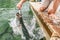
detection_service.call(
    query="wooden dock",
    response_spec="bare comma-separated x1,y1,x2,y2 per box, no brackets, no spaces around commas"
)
29,2,60,40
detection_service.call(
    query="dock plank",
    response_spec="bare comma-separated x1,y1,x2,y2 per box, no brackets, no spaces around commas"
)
29,2,60,39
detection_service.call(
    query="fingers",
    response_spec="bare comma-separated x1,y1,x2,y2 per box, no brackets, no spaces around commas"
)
40,6,46,12
17,3,22,10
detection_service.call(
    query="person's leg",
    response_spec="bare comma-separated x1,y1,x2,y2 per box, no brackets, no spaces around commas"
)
48,0,60,15
48,0,60,23
38,0,51,12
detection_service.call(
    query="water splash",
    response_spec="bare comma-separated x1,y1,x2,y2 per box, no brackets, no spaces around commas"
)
9,13,44,40
9,17,26,40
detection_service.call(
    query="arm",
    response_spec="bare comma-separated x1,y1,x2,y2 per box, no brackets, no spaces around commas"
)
17,0,26,9
19,0,26,4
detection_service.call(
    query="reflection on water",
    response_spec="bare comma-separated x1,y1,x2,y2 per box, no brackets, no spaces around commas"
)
0,0,45,40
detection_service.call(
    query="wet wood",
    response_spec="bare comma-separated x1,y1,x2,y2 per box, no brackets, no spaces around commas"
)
29,2,60,40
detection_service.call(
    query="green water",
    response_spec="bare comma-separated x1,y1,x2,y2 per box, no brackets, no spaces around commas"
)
0,0,45,40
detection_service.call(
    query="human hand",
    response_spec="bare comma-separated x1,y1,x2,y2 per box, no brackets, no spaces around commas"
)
17,2,23,10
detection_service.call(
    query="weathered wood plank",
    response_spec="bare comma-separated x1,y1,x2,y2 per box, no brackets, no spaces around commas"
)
29,2,52,40
29,2,60,40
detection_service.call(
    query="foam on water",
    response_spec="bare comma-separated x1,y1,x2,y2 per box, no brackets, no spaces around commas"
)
9,14,44,40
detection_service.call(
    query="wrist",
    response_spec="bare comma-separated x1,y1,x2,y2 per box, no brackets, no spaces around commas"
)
20,0,26,4
18,1,23,5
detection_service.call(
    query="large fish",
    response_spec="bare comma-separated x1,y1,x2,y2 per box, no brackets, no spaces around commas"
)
16,13,31,40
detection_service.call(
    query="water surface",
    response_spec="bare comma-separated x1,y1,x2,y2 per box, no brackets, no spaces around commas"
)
0,0,45,40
